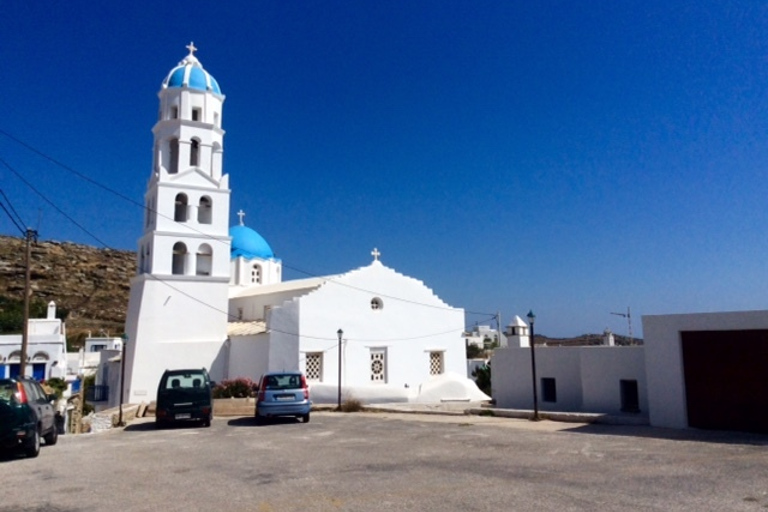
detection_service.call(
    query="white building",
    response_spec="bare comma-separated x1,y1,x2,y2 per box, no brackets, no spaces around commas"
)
492,309,768,434
465,324,504,349
0,301,67,381
123,45,487,405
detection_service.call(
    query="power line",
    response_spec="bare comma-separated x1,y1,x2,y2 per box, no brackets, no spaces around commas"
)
0,198,25,236
1,127,496,316
0,186,26,234
0,128,497,328
0,157,111,248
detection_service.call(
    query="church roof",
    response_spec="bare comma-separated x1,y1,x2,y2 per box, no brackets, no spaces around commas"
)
230,224,275,260
227,321,267,337
162,43,222,95
229,276,330,299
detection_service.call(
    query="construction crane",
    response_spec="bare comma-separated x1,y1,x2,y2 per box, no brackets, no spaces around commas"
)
610,307,633,345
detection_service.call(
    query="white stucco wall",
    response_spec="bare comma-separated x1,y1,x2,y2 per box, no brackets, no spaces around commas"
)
229,334,270,381
642,309,768,429
124,277,230,403
289,262,465,393
580,347,647,415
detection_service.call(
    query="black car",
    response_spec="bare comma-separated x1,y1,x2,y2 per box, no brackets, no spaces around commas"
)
155,369,214,428
0,377,58,457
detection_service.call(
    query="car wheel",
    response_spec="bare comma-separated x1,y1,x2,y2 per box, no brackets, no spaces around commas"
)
302,413,310,423
255,414,264,426
24,428,40,458
203,414,211,428
44,425,58,446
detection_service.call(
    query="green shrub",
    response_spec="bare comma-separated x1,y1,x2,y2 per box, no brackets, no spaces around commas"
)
472,362,491,396
213,377,256,398
45,377,67,399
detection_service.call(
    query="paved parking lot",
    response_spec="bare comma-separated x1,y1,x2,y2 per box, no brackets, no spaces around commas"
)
1,412,767,511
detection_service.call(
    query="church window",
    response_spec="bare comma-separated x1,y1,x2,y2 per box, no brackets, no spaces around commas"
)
190,139,200,167
169,138,179,174
196,243,213,276
171,106,178,119
251,264,262,284
198,196,212,224
192,107,202,122
541,378,557,403
172,242,188,275
306,353,323,381
237,308,243,321
370,349,387,383
371,297,383,310
429,351,444,376
174,193,188,222
214,112,220,127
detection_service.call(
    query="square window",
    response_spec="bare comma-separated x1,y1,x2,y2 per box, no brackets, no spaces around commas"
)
429,352,444,375
306,353,322,381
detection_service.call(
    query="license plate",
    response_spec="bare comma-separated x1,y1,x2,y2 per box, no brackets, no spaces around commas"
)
276,395,294,401
175,413,191,419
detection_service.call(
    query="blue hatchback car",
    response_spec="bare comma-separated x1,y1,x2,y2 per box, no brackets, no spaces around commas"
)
255,371,311,424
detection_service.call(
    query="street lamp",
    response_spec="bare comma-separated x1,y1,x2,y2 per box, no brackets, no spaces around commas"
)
337,329,343,411
527,310,540,421
118,333,128,427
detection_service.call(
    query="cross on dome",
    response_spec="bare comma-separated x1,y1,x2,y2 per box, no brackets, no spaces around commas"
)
371,248,381,262
186,41,198,56
237,210,246,226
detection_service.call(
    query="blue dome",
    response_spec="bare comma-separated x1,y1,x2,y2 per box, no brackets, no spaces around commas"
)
230,225,274,260
162,45,222,95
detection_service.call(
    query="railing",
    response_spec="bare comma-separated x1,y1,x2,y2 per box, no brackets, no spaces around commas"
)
86,385,109,402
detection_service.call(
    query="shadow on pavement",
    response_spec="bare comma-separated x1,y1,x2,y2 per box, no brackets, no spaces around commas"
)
562,422,768,446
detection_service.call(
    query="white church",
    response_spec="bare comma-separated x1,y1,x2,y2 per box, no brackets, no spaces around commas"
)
123,45,488,405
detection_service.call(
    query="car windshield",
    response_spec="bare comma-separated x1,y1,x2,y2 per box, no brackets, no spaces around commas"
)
263,374,301,390
163,373,207,391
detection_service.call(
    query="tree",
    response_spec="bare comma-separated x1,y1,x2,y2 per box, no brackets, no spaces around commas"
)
472,362,491,396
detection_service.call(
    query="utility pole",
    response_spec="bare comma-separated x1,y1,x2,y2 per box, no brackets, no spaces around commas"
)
337,329,343,411
610,307,633,344
20,228,38,378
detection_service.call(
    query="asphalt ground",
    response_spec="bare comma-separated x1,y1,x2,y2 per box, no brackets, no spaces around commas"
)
1,412,767,512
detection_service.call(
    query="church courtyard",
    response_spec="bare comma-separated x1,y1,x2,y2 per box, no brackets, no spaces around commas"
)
2,413,766,511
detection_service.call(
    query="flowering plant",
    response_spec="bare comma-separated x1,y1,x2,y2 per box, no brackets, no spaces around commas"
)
212,377,257,398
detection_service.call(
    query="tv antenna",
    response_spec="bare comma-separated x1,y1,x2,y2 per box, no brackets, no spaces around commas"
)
610,307,633,344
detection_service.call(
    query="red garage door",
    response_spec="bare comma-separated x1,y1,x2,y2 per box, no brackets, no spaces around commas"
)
681,330,768,434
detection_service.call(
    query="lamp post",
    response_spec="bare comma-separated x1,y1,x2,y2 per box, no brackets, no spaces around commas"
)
337,329,343,411
527,310,540,421
118,333,128,427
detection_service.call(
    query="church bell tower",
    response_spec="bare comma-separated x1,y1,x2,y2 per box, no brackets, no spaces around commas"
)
123,44,232,403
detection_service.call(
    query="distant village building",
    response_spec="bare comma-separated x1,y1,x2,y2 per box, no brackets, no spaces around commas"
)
123,45,487,405
0,301,66,381
465,324,504,349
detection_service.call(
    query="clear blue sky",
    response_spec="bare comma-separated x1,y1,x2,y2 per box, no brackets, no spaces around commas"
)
2,1,768,338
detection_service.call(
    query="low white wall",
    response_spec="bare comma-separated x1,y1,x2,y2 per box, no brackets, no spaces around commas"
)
492,345,648,416
581,347,646,415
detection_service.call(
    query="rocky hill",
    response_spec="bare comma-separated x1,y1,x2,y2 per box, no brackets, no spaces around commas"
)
0,235,135,342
